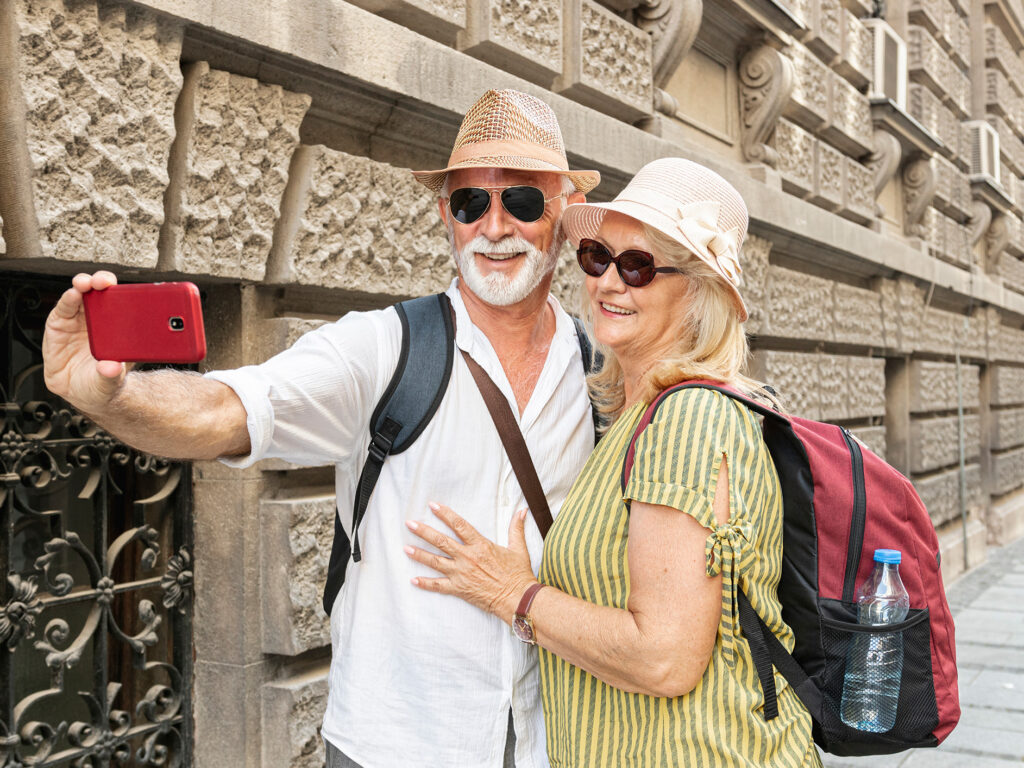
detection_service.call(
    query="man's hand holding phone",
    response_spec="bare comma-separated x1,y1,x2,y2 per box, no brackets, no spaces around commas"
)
43,272,206,416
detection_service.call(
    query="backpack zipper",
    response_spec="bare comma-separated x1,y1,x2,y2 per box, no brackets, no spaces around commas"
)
841,427,867,603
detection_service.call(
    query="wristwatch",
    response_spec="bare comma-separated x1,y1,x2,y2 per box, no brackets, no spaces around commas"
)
512,583,546,645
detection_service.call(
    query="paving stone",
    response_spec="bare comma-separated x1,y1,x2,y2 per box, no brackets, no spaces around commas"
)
970,586,1024,612
955,607,1024,633
900,750,1023,766
960,670,1024,711
941,722,1024,756
958,704,1024,733
956,642,1024,671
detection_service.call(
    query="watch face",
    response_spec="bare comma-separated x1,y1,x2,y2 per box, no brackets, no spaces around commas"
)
513,616,535,644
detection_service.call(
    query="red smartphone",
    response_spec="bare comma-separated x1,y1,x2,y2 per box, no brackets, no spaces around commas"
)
82,282,206,363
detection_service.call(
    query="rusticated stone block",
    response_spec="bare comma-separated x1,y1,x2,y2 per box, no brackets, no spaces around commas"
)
992,407,1024,451
460,0,561,85
915,302,985,358
555,0,652,122
986,69,1019,133
817,354,849,421
851,425,887,458
992,365,1024,406
740,234,771,335
785,45,830,131
908,360,980,412
345,0,466,45
260,494,333,656
990,312,1024,364
833,282,884,347
549,240,583,310
842,356,886,420
838,10,872,89
266,145,453,294
842,157,875,224
913,463,984,527
751,350,821,419
804,0,843,62
3,0,183,265
261,665,329,768
909,414,980,473
907,25,946,99
879,276,925,354
773,119,815,199
932,153,970,222
993,447,1024,496
159,63,310,280
812,140,844,211
823,73,873,157
764,265,833,341
751,351,884,420
257,317,329,366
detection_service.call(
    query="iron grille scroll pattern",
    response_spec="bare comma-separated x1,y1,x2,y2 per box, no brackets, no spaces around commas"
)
0,275,193,767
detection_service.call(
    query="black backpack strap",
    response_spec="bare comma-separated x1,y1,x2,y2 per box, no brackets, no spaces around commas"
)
571,316,602,439
738,589,825,724
322,293,455,616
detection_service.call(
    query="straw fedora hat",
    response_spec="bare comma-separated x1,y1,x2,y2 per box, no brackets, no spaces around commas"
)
561,157,750,321
412,89,600,194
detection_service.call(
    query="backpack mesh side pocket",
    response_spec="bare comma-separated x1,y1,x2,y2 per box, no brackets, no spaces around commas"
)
815,599,939,756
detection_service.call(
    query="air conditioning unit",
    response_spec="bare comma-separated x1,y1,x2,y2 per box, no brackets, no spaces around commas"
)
864,19,908,111
965,120,1001,182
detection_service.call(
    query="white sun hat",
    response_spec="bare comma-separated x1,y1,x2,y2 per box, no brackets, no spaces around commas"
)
561,157,750,321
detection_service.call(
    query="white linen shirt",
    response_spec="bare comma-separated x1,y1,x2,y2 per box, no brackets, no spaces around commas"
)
206,281,594,768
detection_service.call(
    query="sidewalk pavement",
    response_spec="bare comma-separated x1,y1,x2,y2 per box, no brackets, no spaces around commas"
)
822,532,1024,768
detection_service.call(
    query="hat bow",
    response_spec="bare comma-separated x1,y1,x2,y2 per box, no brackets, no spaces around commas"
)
676,201,742,285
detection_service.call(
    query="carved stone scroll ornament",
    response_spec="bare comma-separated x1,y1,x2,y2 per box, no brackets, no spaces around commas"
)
968,200,993,248
986,214,1010,265
864,130,901,216
634,0,702,115
739,45,795,167
902,156,937,238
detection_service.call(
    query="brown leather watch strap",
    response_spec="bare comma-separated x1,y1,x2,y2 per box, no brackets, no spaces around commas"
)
516,582,546,617
461,349,554,538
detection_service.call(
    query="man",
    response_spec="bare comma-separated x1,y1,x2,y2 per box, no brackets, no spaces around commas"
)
42,89,600,768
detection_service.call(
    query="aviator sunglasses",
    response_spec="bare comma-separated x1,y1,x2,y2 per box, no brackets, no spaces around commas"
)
448,186,564,224
577,238,685,287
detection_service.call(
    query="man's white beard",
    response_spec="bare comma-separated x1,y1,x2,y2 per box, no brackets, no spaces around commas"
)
451,232,560,307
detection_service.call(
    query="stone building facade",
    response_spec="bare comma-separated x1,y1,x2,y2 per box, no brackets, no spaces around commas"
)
0,0,1022,764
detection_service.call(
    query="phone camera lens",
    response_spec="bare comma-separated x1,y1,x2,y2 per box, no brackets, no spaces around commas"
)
169,316,185,331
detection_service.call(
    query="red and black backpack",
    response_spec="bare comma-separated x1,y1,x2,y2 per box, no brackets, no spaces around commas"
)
623,381,960,756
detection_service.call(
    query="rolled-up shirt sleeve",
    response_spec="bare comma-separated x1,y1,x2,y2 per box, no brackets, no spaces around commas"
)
204,307,398,468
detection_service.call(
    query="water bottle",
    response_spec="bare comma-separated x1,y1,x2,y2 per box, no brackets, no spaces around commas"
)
840,548,911,733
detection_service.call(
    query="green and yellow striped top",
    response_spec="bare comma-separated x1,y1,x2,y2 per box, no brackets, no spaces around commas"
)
539,388,822,768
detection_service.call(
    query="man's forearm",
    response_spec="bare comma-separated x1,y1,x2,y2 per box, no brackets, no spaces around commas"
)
83,369,251,460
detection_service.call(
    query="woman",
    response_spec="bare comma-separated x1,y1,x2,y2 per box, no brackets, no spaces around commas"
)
404,157,821,767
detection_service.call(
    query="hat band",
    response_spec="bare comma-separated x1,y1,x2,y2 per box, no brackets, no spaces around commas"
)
614,186,688,220
448,140,569,171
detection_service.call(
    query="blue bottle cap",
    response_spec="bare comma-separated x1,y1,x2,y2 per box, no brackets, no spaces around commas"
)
874,548,901,564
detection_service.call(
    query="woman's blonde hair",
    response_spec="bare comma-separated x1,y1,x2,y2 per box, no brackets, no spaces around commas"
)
584,223,775,423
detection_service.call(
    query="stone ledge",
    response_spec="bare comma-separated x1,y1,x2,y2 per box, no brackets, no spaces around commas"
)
127,0,1024,318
